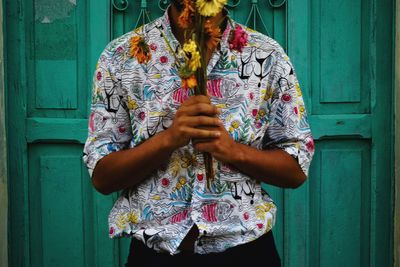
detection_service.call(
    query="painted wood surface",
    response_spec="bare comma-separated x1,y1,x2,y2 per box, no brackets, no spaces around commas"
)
394,0,400,265
0,0,8,266
5,0,394,266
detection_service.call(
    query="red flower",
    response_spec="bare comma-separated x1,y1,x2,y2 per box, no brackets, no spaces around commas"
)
197,173,204,182
252,109,258,117
161,178,170,187
294,106,298,114
160,56,168,64
282,93,291,102
96,71,102,81
243,212,249,220
229,25,249,53
109,227,115,235
118,126,126,133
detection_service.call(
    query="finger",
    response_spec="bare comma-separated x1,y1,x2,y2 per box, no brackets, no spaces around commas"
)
192,137,215,145
183,127,221,139
181,103,221,116
182,95,211,106
193,141,215,153
180,116,222,127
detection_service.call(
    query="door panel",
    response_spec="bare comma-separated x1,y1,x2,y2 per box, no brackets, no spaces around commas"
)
6,0,393,266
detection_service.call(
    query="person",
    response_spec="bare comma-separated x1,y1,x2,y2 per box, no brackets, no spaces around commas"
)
82,1,314,266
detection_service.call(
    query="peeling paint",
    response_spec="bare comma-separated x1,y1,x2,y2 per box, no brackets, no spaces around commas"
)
35,0,77,23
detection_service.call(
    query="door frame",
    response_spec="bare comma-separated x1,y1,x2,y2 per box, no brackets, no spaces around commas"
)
395,0,400,265
0,0,8,266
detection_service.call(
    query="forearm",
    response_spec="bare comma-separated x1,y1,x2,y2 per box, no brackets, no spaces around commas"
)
231,143,306,188
92,130,175,195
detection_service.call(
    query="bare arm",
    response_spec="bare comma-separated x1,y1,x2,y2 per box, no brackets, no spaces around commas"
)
92,130,174,195
232,144,306,188
193,125,307,189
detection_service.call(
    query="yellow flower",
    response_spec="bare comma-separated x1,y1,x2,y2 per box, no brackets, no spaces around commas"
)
255,203,275,220
116,213,128,229
179,177,187,185
264,87,273,101
183,40,201,72
196,0,227,17
231,120,239,129
127,96,138,110
183,39,197,55
295,83,302,96
189,52,201,72
128,212,139,224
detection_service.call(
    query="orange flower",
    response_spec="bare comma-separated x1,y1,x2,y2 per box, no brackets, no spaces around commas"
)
178,0,195,29
129,36,152,64
181,75,197,89
204,20,222,51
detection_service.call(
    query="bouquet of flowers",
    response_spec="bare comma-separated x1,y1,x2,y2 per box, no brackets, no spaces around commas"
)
129,0,249,190
175,0,228,189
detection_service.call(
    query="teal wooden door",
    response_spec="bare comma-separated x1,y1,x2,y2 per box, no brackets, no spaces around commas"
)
6,0,394,266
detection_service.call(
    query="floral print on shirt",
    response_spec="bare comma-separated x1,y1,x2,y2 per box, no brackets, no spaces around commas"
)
82,8,314,255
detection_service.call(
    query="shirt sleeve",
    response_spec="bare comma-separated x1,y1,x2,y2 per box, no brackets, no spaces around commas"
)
82,49,133,178
261,50,315,178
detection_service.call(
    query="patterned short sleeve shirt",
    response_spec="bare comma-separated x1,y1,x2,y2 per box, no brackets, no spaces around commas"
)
82,8,314,255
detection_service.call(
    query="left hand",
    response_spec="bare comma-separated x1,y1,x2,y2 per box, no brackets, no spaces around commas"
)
192,121,241,164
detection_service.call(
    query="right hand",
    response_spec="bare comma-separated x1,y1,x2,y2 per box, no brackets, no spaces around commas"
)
164,95,223,150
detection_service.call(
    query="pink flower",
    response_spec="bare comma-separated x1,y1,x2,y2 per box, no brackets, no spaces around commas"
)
138,111,146,121
149,43,157,51
249,92,254,100
96,71,102,81
109,227,115,235
116,46,124,53
229,25,249,53
89,112,95,132
306,138,315,152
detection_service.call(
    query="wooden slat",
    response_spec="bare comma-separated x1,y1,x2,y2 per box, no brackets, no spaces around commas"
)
26,114,372,144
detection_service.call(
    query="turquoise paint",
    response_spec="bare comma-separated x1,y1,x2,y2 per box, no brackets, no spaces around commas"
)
5,0,394,266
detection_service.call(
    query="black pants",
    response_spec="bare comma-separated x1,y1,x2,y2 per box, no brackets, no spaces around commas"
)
125,231,282,267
